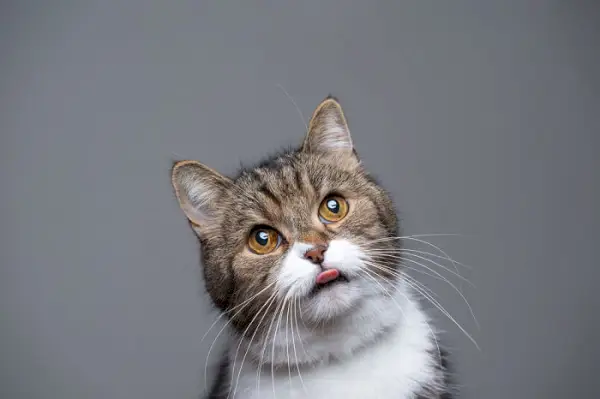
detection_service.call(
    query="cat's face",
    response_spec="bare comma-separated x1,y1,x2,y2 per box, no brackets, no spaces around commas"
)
171,97,399,332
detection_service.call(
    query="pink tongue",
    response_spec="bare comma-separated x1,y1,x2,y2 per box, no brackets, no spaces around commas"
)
316,269,340,285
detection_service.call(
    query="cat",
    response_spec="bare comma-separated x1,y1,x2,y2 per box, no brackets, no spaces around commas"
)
170,96,454,398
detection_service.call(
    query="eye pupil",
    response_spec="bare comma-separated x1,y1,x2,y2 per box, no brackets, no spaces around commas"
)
318,195,348,224
327,199,340,213
248,226,281,254
256,231,269,246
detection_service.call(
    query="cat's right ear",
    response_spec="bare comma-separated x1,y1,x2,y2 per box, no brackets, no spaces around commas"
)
171,160,231,232
302,96,359,166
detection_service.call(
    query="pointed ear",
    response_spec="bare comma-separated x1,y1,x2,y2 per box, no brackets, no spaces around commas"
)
302,96,355,156
171,160,231,231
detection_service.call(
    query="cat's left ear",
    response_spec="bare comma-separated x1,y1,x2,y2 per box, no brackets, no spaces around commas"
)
302,96,358,160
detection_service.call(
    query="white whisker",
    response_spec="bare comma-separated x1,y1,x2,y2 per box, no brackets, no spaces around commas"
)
357,268,442,370
230,292,278,399
361,259,478,349
204,283,275,391
276,83,308,131
362,261,439,300
362,235,467,278
362,245,479,330
271,296,289,399
403,276,480,350
364,251,473,286
257,299,285,395
285,296,293,393
361,247,472,270
201,283,276,343
399,257,479,330
291,296,308,393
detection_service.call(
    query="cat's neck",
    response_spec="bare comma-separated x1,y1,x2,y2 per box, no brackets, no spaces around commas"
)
229,280,430,368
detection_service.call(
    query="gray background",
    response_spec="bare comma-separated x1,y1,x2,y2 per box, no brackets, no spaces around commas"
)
1,1,599,398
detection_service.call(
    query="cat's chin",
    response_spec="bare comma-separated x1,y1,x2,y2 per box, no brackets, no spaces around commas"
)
300,278,363,323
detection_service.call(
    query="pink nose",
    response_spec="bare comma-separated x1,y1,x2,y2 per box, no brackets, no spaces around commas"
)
304,244,327,264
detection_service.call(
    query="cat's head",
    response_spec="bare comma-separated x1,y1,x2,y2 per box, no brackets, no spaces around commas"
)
171,97,400,331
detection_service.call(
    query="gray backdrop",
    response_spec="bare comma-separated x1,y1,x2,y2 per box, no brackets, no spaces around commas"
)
1,1,599,398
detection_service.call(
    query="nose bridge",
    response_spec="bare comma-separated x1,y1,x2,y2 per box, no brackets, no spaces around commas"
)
298,230,328,247
279,194,327,246
282,202,325,244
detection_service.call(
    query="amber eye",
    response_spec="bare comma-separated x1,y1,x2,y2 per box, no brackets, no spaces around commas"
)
248,226,281,254
318,195,349,223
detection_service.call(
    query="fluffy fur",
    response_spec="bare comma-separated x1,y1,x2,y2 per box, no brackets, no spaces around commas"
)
170,96,453,398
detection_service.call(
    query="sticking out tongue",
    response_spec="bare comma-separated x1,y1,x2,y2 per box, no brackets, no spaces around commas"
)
316,269,340,285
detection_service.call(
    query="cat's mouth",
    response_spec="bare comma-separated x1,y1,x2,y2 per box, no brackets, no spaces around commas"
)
310,271,349,295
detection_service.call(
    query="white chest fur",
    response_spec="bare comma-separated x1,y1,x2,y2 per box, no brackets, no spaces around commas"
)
226,285,439,399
